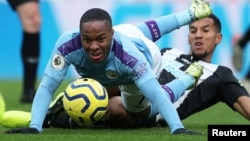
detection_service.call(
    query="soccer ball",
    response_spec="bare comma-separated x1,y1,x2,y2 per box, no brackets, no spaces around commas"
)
0,93,6,118
63,78,108,126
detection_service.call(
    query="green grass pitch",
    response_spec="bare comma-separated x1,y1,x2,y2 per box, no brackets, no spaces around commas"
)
0,80,249,141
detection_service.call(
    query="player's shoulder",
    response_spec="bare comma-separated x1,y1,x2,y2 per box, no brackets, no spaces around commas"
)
215,65,234,75
200,61,232,72
161,48,189,61
203,61,234,78
55,28,82,56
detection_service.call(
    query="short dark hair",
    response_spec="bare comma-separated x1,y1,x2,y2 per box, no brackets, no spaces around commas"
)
189,13,222,33
208,13,221,33
79,8,112,28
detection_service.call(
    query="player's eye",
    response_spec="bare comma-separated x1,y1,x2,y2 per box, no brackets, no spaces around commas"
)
190,29,196,34
82,37,91,43
97,36,106,43
203,29,209,33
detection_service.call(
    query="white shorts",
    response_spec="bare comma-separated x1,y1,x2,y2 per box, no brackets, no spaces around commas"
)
114,24,162,113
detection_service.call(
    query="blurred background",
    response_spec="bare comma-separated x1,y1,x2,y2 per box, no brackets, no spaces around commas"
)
0,0,249,81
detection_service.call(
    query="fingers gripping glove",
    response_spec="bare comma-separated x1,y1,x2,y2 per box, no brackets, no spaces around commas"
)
4,127,39,134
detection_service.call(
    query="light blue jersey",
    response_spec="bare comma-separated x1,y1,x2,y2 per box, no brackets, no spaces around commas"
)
30,9,195,134
49,29,155,87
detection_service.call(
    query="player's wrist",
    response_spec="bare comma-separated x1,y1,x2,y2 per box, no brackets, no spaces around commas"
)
188,8,196,21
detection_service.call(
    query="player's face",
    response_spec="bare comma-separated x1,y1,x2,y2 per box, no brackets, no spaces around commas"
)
80,20,114,63
188,17,222,62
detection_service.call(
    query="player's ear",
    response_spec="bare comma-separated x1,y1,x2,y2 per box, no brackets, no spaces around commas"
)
215,33,222,45
110,28,114,39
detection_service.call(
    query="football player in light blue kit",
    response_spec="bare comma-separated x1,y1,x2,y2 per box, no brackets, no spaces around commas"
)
4,0,211,134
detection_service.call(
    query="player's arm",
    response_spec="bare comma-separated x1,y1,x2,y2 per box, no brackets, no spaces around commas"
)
139,78,185,134
136,0,211,42
4,34,72,134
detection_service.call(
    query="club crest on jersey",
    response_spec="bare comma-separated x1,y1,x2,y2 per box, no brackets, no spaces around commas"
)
106,70,118,79
52,54,65,70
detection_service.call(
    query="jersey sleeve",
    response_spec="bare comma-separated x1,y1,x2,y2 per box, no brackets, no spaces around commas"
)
219,66,249,106
130,60,157,87
29,31,74,132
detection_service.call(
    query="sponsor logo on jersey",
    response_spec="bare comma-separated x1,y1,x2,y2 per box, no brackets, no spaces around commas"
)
106,70,118,79
52,54,65,70
131,62,147,80
162,57,185,78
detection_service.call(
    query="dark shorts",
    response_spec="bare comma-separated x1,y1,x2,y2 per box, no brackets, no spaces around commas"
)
7,0,39,11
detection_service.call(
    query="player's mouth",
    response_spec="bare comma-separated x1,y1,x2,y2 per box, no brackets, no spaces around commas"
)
194,41,203,49
89,52,104,62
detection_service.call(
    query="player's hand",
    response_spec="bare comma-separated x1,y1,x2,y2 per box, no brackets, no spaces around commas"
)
4,127,39,134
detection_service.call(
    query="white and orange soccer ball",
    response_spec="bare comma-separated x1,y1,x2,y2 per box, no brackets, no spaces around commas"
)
63,78,108,126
